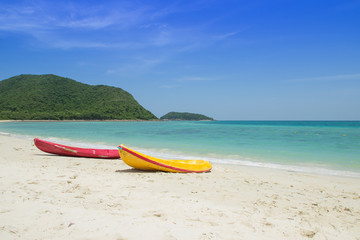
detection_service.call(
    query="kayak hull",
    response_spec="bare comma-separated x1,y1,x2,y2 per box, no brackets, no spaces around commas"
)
34,138,120,159
118,145,212,173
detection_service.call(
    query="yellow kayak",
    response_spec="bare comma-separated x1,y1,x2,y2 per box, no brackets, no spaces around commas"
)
118,145,212,173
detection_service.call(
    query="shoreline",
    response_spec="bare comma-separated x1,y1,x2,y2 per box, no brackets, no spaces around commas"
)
1,130,360,179
0,119,162,123
2,120,359,122
1,134,360,239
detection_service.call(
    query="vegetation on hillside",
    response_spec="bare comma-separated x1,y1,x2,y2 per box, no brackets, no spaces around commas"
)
160,112,214,121
0,74,157,120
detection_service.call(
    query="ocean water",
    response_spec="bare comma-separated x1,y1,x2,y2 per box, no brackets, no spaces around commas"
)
1,121,359,177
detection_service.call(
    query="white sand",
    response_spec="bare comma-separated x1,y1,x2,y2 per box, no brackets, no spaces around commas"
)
0,134,359,240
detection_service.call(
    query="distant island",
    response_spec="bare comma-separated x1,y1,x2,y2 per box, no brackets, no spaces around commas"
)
160,112,214,121
0,74,157,120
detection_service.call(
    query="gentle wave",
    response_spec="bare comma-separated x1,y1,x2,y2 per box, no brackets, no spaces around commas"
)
132,145,360,178
25,135,360,178
1,120,359,178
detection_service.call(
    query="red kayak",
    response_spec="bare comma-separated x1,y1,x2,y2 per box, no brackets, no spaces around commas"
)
34,138,120,159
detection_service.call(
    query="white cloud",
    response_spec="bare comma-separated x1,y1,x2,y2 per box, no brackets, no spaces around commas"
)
176,76,219,82
0,0,242,51
290,73,360,82
106,57,166,76
159,84,179,89
214,31,239,40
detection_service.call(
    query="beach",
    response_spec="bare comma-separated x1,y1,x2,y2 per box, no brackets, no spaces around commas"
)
0,134,360,240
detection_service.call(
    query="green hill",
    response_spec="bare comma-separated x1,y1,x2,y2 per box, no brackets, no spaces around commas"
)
0,74,157,120
160,112,214,121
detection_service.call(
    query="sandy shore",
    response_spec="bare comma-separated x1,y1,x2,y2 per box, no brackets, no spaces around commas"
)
0,134,359,240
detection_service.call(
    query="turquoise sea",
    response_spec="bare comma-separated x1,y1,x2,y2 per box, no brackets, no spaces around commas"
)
1,121,359,177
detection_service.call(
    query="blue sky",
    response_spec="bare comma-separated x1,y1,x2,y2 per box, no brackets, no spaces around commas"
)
1,0,359,120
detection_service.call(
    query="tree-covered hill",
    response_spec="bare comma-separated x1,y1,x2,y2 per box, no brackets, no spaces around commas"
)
160,112,214,121
0,74,157,120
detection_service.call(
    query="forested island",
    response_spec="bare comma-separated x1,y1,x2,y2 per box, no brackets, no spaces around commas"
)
160,112,214,121
0,74,157,120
